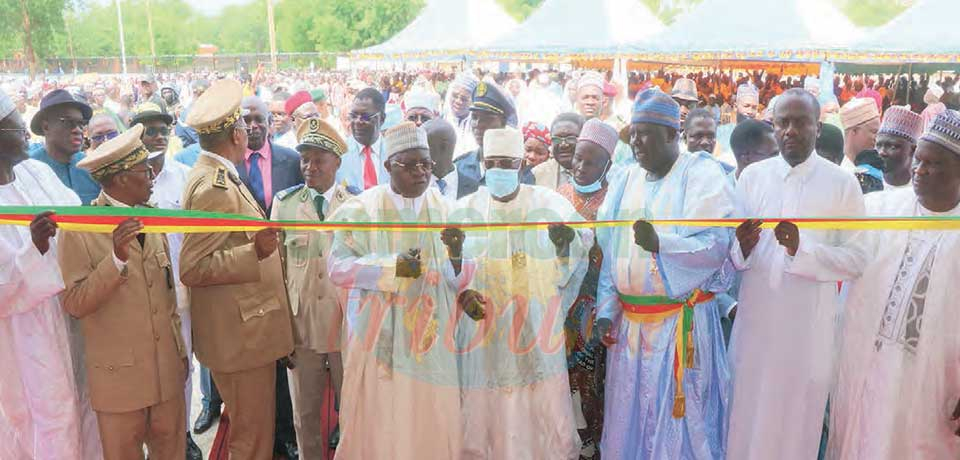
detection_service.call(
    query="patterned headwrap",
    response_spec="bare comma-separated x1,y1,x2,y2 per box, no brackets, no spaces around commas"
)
630,88,681,131
921,110,960,157
878,106,923,144
451,72,480,93
521,121,551,147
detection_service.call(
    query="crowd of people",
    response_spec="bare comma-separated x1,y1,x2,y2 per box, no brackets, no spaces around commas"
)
1,64,959,460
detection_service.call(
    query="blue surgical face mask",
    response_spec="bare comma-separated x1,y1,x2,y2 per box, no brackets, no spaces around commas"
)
485,168,520,198
572,159,610,194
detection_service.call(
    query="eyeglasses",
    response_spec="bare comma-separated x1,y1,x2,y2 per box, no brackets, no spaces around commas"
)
391,159,434,173
349,112,381,123
57,117,88,130
90,130,119,143
482,158,523,170
0,127,28,134
126,167,155,180
551,135,578,145
143,126,170,137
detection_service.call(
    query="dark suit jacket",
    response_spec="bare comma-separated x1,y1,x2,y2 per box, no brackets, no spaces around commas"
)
454,149,535,199
239,141,303,213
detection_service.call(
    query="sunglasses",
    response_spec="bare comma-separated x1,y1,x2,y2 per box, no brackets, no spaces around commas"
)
349,112,381,123
57,117,88,130
391,159,434,173
550,135,579,145
143,126,171,137
482,158,523,170
90,130,119,143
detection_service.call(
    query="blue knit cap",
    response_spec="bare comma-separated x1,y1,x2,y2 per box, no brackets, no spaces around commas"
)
631,88,681,131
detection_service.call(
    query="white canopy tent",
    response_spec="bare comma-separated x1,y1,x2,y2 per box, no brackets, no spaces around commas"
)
625,0,863,61
483,0,665,58
354,0,518,61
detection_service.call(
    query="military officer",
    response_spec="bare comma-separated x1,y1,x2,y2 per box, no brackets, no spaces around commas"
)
270,118,355,459
178,79,295,460
58,124,187,460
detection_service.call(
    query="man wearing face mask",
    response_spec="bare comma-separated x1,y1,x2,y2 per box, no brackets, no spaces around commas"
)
715,83,760,168
594,88,735,459
533,112,585,191
454,127,592,460
556,118,617,459
453,81,533,198
327,122,466,460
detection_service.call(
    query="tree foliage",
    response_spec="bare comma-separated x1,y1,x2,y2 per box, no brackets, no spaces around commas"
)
839,0,913,27
496,0,542,21
0,0,921,60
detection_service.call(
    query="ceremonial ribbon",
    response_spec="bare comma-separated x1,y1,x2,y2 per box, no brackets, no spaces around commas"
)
620,290,715,419
3,206,960,234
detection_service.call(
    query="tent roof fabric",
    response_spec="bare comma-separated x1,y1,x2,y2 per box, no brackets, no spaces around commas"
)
356,0,518,59
852,0,960,55
626,0,862,58
485,0,664,55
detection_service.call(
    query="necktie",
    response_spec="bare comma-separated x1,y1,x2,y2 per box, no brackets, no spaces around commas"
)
248,152,266,208
313,195,325,221
362,146,377,190
436,177,447,194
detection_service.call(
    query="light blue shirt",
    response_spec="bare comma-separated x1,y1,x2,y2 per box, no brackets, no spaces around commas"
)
336,135,389,191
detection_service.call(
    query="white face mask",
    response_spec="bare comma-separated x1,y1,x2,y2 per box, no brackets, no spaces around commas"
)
484,167,520,198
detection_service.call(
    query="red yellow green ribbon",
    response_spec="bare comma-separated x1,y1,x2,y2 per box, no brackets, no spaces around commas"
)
620,290,715,419
1,206,960,234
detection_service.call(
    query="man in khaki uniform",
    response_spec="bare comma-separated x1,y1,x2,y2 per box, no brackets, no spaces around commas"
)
58,124,187,460
178,79,294,460
270,118,355,458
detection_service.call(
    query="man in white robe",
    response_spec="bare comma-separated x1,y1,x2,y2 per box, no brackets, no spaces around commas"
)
828,111,960,459
454,127,592,460
727,89,869,460
327,122,466,460
0,90,102,460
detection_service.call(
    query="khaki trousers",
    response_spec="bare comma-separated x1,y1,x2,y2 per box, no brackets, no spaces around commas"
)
212,363,277,460
289,348,343,460
96,392,186,460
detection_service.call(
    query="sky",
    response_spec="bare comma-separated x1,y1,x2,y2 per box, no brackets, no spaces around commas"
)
92,0,254,16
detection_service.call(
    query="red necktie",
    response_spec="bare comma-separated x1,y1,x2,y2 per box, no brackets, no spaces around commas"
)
362,146,377,190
